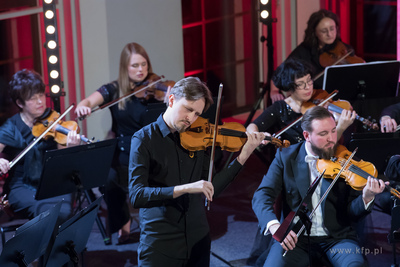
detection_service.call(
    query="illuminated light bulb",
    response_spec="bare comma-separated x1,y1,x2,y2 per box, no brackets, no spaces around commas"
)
46,25,55,34
45,10,54,19
44,0,53,4
49,55,58,64
261,10,269,19
260,0,269,4
50,70,59,79
51,85,60,94
48,40,56,49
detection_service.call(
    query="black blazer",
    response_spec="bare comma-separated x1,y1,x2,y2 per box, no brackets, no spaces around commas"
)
252,142,372,240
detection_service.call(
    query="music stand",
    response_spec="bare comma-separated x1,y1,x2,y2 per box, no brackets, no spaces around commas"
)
35,139,116,200
0,202,62,266
44,196,102,267
35,138,116,245
349,132,400,174
323,60,400,102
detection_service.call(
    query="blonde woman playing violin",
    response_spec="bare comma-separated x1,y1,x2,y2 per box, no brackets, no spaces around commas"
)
75,42,173,244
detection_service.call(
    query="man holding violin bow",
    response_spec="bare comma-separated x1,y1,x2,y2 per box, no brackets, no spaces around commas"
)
252,106,386,267
128,77,266,266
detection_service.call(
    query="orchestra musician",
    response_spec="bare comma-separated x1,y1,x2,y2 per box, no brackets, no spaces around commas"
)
0,69,81,223
247,58,356,145
380,102,400,133
252,106,385,267
128,77,265,266
270,9,362,103
75,42,169,244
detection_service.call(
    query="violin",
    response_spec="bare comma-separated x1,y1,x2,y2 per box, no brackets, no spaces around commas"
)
133,73,175,102
180,116,290,152
316,145,400,199
33,108,91,145
319,40,364,68
301,89,379,130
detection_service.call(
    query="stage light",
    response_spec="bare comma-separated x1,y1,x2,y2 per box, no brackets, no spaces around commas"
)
259,0,272,25
43,0,63,111
46,25,55,34
45,10,54,19
51,85,60,94
50,70,59,79
49,55,58,64
47,40,56,49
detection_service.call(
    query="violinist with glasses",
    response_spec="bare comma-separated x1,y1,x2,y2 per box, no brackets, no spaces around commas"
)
0,69,81,223
270,9,363,103
247,58,356,145
252,106,385,267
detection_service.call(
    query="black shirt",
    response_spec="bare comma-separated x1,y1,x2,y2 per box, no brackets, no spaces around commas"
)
129,114,243,259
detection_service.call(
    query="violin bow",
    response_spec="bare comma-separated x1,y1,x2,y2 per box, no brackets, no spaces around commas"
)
9,104,75,169
283,147,358,257
274,90,338,139
205,83,223,210
78,76,165,120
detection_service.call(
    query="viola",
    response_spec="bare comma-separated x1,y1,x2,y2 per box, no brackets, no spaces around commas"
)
316,145,400,199
180,116,290,152
301,89,379,130
33,108,91,145
319,40,365,68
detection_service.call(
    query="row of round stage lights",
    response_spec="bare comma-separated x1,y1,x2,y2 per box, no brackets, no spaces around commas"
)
43,0,62,99
259,0,272,25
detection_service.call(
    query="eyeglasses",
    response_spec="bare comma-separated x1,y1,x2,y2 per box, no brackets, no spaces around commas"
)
295,79,313,90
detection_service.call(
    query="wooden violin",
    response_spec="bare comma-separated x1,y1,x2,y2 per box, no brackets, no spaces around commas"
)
33,108,92,145
132,73,175,102
317,145,400,199
180,116,290,152
319,40,364,68
301,89,379,130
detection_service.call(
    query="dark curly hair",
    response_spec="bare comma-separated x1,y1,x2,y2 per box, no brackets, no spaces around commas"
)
9,69,45,108
272,58,313,92
303,9,340,49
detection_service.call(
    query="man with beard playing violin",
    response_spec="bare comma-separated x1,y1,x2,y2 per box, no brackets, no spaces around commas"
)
252,106,385,267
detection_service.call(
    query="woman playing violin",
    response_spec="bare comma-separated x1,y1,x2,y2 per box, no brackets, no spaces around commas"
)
248,59,356,145
270,9,362,103
0,69,81,223
75,42,169,243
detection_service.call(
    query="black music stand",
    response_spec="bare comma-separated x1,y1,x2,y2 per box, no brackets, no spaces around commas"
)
349,132,400,174
44,196,102,267
0,202,61,266
35,139,117,245
323,60,400,102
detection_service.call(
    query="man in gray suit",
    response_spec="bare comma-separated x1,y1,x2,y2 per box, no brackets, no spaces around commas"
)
252,106,386,267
